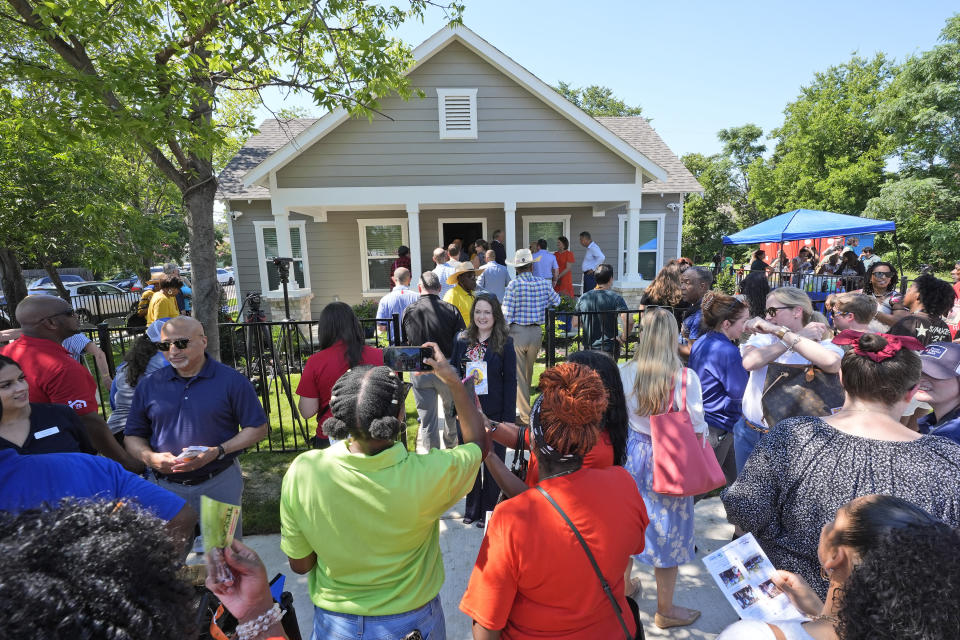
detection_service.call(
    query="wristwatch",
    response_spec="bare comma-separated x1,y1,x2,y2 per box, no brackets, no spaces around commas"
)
775,326,789,340
216,445,227,460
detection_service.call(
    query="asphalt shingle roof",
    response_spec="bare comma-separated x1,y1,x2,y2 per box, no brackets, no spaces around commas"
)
217,116,702,200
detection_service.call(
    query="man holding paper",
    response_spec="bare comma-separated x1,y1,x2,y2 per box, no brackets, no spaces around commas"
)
125,316,267,536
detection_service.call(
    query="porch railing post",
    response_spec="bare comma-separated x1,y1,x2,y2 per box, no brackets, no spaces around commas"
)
96,322,115,378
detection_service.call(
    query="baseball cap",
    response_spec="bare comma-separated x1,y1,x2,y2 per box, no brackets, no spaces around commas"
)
918,342,960,380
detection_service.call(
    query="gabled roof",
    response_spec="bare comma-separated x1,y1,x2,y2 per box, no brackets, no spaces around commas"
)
597,117,703,194
239,23,671,189
218,114,701,200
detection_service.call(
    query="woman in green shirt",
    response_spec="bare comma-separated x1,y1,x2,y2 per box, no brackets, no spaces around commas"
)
280,344,489,640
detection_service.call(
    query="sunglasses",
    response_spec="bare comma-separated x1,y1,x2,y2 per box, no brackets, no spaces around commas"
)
42,308,76,322
765,306,793,316
155,338,193,351
872,271,892,279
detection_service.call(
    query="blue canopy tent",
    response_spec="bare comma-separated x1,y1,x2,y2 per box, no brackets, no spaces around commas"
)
722,209,896,245
718,209,904,304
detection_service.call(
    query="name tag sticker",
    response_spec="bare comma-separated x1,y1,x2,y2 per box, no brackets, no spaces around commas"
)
466,361,489,395
34,426,60,439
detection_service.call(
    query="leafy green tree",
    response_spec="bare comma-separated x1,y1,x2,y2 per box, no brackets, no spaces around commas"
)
0,0,461,356
863,177,960,270
879,14,960,190
748,54,895,217
554,81,643,117
717,124,766,227
680,152,738,261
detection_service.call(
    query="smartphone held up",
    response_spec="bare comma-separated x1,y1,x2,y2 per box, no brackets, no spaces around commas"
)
383,346,433,372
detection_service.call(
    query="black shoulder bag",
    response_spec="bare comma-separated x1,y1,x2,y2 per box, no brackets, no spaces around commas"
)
496,426,529,504
536,486,640,640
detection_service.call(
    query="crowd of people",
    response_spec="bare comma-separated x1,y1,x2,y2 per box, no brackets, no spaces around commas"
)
3,239,960,639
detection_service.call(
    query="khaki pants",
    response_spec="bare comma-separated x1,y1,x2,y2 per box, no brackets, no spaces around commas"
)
510,323,543,423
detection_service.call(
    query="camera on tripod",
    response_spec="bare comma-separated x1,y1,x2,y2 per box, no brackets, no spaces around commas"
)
272,257,294,283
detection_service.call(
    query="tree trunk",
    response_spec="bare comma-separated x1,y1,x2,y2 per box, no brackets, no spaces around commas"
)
183,177,221,359
41,255,69,299
0,247,27,326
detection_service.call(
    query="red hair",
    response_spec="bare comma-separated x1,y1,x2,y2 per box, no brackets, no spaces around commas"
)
538,363,607,456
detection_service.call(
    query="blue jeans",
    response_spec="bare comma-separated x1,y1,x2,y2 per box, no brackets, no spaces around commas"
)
733,416,767,474
311,595,446,640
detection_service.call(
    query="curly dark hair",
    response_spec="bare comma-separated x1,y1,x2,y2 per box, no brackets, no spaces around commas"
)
911,273,956,318
863,261,898,295
0,499,195,639
837,521,960,639
322,365,404,441
122,335,160,387
566,350,627,466
536,363,607,458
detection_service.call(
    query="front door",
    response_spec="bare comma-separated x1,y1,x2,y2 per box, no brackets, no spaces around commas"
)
440,220,485,257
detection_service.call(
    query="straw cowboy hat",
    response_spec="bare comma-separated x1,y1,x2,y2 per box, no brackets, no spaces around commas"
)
506,248,541,267
446,262,480,285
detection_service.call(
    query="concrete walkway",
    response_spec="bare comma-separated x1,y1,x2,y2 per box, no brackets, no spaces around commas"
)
245,497,740,639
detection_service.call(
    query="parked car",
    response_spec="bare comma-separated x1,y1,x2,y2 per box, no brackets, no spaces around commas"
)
217,268,234,285
30,282,140,325
107,271,144,291
27,274,85,289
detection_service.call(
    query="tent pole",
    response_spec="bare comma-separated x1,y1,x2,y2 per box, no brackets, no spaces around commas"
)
892,230,906,293
778,240,784,287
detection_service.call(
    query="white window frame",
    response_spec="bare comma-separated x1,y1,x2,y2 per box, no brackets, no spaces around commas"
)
617,212,664,282
437,217,488,249
253,220,310,293
437,88,478,140
522,214,571,250
358,218,409,295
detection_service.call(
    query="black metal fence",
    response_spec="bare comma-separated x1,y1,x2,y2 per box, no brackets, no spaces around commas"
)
83,314,404,453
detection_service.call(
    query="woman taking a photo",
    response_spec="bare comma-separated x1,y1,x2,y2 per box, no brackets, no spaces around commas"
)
460,363,648,639
296,302,383,449
857,261,907,327
724,330,960,598
281,354,488,639
619,307,707,629
738,287,843,471
718,494,960,640
0,354,94,454
450,293,516,527
689,293,750,485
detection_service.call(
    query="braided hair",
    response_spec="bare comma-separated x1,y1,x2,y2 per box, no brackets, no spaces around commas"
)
322,365,404,441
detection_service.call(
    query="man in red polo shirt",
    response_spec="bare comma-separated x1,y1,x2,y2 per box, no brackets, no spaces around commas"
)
1,295,142,472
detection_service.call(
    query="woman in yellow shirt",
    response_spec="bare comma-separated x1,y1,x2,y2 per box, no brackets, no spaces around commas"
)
145,276,181,324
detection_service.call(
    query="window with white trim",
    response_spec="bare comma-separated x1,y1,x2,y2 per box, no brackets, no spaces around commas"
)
522,214,571,250
358,219,409,293
254,221,310,293
437,88,478,139
618,214,663,281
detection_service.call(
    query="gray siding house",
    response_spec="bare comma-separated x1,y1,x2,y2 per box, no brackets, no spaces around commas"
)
218,24,702,319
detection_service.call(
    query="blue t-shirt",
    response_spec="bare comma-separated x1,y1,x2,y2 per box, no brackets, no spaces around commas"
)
0,448,184,520
918,406,960,446
125,355,267,480
575,288,628,350
689,331,749,432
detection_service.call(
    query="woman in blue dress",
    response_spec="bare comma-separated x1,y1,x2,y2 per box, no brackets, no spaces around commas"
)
619,307,708,630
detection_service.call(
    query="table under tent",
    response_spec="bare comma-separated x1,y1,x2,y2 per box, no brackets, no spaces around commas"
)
720,209,901,311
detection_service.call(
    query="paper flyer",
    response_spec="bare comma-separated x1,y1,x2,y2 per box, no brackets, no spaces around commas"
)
702,533,807,622
465,361,489,395
200,495,241,553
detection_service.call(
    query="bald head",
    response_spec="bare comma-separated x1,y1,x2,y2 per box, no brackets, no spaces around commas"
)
16,295,70,326
393,267,411,286
432,248,447,265
15,295,79,341
161,315,204,338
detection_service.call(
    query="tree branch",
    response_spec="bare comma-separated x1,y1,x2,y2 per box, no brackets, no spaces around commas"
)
154,0,252,66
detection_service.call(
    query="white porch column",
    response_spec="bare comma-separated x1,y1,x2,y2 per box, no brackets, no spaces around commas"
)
504,201,517,277
625,203,641,283
270,173,298,290
406,203,422,279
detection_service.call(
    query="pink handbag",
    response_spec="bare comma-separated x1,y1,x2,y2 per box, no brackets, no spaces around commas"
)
650,369,726,497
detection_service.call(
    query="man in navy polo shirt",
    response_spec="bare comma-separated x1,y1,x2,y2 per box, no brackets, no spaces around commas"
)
124,316,267,535
916,342,960,445
0,448,196,554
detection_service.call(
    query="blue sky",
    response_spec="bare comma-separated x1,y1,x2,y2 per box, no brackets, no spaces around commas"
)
256,1,957,158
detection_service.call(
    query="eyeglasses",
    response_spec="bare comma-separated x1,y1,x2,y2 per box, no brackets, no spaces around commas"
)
765,306,793,316
42,308,75,322
872,271,892,279
155,338,192,351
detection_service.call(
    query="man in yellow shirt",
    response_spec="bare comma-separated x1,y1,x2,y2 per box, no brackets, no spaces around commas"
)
443,263,479,327
146,275,182,324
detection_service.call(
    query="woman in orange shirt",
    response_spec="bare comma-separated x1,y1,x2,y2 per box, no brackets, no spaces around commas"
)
460,363,648,639
554,236,575,298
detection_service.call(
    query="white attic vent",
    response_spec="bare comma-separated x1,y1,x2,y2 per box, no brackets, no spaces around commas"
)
437,88,478,140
